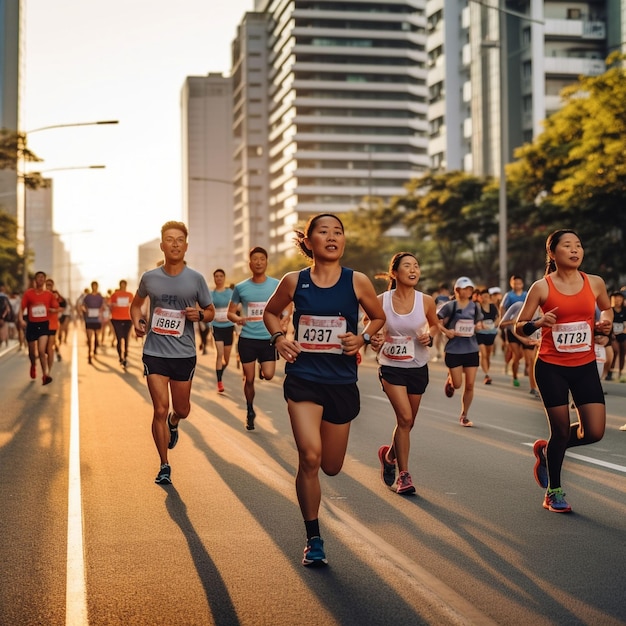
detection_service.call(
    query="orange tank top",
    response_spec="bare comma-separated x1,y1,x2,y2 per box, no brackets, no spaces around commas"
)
539,272,596,366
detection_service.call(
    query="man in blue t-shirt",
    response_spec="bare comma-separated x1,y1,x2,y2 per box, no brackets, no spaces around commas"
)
228,247,280,430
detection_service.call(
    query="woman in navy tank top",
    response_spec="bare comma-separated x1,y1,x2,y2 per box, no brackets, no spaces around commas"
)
264,213,385,567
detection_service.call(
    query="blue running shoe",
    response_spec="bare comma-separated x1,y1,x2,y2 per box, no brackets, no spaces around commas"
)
543,488,572,513
167,413,179,449
533,439,548,488
155,463,171,485
302,536,328,567
378,445,396,488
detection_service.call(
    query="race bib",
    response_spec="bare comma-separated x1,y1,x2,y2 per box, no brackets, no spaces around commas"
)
552,321,592,353
151,307,185,337
454,319,475,338
214,307,228,322
115,297,129,307
87,308,100,318
613,322,624,335
381,336,415,361
298,315,346,354
247,301,266,322
31,304,46,318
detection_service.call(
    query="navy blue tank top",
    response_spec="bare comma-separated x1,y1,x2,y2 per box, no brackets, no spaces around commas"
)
287,267,359,384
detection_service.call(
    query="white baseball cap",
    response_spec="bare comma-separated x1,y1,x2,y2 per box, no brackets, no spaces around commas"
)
454,276,475,290
488,286,501,295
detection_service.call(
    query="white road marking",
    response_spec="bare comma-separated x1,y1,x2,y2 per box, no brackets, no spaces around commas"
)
66,331,88,625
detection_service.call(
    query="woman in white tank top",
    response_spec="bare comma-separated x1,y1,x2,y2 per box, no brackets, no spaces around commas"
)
370,253,440,495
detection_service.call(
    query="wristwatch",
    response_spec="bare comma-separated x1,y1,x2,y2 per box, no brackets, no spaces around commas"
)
198,310,204,322
362,333,371,345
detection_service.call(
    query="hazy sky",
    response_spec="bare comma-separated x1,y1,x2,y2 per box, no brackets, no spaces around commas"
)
24,0,253,289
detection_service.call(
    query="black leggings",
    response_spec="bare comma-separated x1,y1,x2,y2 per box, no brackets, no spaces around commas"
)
111,320,132,359
535,358,606,489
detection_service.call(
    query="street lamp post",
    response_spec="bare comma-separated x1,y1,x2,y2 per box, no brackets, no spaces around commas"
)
17,120,119,287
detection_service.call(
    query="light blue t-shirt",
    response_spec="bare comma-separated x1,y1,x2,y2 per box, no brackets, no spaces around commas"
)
138,265,212,358
211,288,234,329
230,276,279,340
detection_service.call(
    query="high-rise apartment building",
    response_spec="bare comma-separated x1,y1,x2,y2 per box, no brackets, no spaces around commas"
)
181,73,234,279
0,0,23,220
426,0,611,177
251,0,430,256
231,12,271,274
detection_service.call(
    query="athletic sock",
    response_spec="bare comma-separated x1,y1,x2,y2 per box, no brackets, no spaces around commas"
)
304,519,320,540
216,368,223,382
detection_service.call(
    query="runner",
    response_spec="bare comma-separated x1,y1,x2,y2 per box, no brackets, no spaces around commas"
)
370,252,439,495
44,277,66,370
515,229,612,513
210,269,235,393
263,213,385,567
20,270,58,385
228,247,280,430
82,281,105,365
438,276,484,427
130,221,214,485
110,279,134,369
475,288,499,385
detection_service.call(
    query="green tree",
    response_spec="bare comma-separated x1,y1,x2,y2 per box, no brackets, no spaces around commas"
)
394,171,498,284
0,128,47,189
508,52,626,284
0,210,24,291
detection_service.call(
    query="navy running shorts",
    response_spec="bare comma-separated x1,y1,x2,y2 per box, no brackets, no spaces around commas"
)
238,336,277,364
283,374,359,425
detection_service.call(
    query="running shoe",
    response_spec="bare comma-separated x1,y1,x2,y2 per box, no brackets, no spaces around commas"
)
217,381,225,393
377,445,396,487
529,389,540,398
395,471,416,495
42,375,53,386
532,439,548,488
459,415,473,427
167,413,179,449
302,536,328,567
543,488,571,513
619,424,626,431
484,375,492,385
30,364,36,379
444,378,455,398
246,408,256,431
155,463,172,485
513,378,520,387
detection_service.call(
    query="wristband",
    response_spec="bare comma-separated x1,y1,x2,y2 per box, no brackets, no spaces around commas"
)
269,331,284,346
427,335,434,348
198,310,204,322
522,321,537,336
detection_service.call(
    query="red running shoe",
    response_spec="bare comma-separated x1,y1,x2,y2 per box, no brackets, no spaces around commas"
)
30,364,36,379
533,439,548,488
217,381,225,393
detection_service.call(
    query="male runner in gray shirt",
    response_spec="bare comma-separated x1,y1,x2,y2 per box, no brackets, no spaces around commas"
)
131,221,214,485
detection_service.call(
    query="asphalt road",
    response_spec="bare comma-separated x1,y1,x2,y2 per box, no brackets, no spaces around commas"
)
1,330,625,626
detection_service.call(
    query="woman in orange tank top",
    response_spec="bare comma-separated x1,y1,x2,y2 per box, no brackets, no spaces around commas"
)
514,230,612,513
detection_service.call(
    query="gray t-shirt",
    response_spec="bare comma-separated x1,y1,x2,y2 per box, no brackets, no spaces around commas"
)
138,265,212,358
438,299,483,354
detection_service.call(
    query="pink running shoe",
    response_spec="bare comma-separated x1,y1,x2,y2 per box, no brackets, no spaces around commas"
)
395,471,416,495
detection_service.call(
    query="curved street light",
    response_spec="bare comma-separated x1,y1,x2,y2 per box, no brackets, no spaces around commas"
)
17,120,119,287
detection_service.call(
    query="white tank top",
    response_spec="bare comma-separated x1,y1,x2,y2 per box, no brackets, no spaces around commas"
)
378,290,430,368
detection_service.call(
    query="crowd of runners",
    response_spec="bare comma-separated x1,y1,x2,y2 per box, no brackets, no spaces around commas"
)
5,218,626,567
